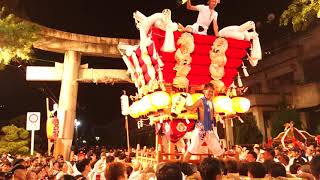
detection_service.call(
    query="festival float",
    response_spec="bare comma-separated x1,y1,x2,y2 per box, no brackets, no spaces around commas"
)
118,9,262,164
273,121,319,149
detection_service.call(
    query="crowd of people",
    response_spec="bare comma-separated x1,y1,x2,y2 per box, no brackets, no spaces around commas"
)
0,142,320,180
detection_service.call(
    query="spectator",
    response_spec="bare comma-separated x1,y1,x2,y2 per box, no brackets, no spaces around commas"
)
75,159,91,179
126,165,133,178
305,144,315,162
11,165,27,180
247,162,266,178
269,162,286,178
106,156,115,164
156,162,182,180
176,162,195,176
128,160,141,180
246,151,257,162
289,163,301,174
224,159,240,179
238,162,248,177
289,147,307,166
105,162,127,180
263,159,274,175
278,153,290,172
199,157,222,180
61,174,76,180
262,148,275,162
310,154,320,179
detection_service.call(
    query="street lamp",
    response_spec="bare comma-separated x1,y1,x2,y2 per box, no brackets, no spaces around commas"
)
75,119,81,127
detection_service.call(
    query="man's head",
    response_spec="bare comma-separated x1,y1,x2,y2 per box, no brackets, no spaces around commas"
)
76,159,91,173
247,162,266,178
208,0,219,9
105,162,128,180
225,159,238,173
270,162,286,178
274,146,282,156
262,148,275,161
278,153,289,165
203,83,215,100
246,150,257,162
199,157,222,180
306,144,315,156
156,162,182,180
290,147,300,158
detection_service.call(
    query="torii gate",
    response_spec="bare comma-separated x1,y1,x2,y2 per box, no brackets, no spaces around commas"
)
26,24,138,159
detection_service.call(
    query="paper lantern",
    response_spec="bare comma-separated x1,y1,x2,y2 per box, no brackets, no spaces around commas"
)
171,93,192,116
232,97,250,113
46,117,59,141
139,95,154,115
149,91,171,109
213,95,233,114
129,102,140,118
120,93,129,116
191,93,204,104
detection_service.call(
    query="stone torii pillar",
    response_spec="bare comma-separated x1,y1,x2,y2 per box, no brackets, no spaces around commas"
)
26,24,138,159
55,51,80,158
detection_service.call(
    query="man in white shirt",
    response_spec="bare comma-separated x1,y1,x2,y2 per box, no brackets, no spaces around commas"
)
305,144,315,162
185,0,220,35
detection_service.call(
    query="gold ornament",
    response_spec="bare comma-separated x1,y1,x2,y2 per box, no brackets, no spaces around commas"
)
173,33,195,89
209,38,228,90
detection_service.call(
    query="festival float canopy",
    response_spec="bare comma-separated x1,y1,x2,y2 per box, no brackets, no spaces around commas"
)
118,9,261,142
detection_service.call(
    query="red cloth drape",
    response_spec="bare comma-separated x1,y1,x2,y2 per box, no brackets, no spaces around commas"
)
156,119,196,143
151,28,251,88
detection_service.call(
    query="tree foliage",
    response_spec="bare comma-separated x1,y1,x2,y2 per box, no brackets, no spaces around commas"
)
0,125,29,155
280,0,320,31
270,102,301,138
0,7,39,66
234,113,263,145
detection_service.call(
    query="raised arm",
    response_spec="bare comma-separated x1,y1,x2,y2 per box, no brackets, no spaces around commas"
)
185,98,202,112
187,0,198,11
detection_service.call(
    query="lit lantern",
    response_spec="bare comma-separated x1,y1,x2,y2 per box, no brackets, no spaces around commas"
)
191,93,204,104
139,95,154,115
46,117,59,141
149,91,171,109
120,91,129,116
232,97,250,113
129,102,140,118
171,93,192,116
212,95,233,114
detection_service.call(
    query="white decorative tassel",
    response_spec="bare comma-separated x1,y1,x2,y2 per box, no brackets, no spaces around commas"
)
231,83,237,97
242,62,249,77
185,116,190,124
137,121,141,129
160,115,163,124
238,116,244,123
237,72,243,87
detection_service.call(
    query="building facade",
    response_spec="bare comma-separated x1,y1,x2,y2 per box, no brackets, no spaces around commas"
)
243,25,320,142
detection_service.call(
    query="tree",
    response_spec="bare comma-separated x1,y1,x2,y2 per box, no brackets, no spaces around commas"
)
0,7,39,67
234,113,263,145
0,125,29,155
270,102,301,138
280,0,320,31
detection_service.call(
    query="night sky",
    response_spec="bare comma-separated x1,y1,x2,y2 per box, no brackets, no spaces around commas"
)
0,0,292,147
